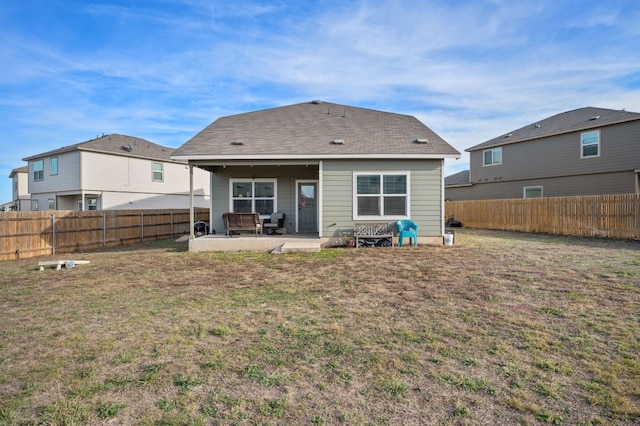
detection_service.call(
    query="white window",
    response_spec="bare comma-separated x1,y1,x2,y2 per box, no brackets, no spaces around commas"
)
524,186,543,198
50,157,58,175
48,199,55,210
152,162,164,181
354,172,409,219
483,148,502,166
88,199,97,210
581,130,600,158
32,200,39,211
230,179,276,215
33,160,43,181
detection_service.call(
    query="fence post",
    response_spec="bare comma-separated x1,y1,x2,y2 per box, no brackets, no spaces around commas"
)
170,211,173,240
141,212,144,242
103,213,107,247
51,214,56,255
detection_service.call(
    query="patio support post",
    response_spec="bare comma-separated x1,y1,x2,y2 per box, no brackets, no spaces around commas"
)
189,164,194,240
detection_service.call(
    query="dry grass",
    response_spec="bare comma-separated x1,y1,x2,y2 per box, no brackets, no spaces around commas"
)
0,229,639,425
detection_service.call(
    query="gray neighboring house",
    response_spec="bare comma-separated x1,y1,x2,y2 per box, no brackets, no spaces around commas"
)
446,107,640,200
22,134,210,211
172,100,461,246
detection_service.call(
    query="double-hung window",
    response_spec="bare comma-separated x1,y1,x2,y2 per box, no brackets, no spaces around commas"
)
581,130,600,158
354,172,408,219
152,162,164,181
33,160,44,181
230,179,276,215
483,147,502,166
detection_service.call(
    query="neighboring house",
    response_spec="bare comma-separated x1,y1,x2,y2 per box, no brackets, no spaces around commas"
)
1,166,30,211
171,100,460,245
22,134,210,211
446,107,640,200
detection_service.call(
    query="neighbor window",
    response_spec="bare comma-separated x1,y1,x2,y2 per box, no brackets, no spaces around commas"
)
230,180,276,215
31,200,39,211
33,160,43,181
50,157,58,175
48,199,55,210
581,130,600,158
152,162,164,181
483,148,502,166
524,186,543,198
354,172,408,219
87,199,97,210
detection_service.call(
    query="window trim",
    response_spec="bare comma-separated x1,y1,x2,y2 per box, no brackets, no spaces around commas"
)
483,147,502,166
152,162,164,182
50,157,58,176
229,178,277,214
33,160,44,181
523,186,543,199
580,130,600,159
353,171,410,220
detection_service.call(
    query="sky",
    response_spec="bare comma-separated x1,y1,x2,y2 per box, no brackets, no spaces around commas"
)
1,0,639,204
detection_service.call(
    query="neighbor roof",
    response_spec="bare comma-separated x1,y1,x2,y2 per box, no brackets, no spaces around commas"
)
23,134,180,163
9,166,28,178
172,101,460,160
467,107,640,152
444,170,470,187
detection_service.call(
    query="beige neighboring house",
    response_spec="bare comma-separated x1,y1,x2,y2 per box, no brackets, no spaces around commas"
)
22,134,210,211
1,166,30,211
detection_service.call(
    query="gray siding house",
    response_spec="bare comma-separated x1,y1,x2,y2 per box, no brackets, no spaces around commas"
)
446,107,640,200
171,101,460,247
22,134,210,211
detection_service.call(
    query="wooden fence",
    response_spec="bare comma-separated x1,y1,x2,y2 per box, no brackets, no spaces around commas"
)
445,193,639,240
0,208,209,261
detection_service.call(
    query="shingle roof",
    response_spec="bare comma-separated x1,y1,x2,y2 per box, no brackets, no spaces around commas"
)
23,134,180,163
10,166,28,175
172,101,460,160
467,107,640,152
444,170,470,186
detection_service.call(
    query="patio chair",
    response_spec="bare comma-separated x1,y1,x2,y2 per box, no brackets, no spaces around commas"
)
263,212,285,234
397,219,418,247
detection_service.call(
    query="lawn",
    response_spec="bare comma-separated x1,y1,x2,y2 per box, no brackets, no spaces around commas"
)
0,229,639,425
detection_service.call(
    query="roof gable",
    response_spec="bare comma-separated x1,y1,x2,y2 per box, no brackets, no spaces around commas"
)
172,101,460,160
467,107,640,152
23,134,179,163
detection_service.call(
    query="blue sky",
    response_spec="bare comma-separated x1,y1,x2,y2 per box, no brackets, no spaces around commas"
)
1,0,639,204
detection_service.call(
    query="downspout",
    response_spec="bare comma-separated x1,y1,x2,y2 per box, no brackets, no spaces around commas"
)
189,164,194,241
318,160,323,237
440,159,445,237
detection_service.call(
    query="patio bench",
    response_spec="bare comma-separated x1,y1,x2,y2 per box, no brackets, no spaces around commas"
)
223,212,262,236
353,222,394,248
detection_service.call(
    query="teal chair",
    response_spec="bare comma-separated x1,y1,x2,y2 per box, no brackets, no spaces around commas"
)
396,219,418,247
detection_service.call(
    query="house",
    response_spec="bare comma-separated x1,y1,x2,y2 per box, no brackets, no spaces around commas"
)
1,166,30,211
171,100,460,248
22,134,210,211
446,107,640,200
